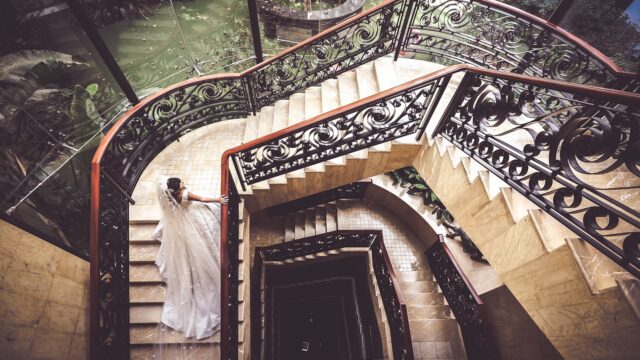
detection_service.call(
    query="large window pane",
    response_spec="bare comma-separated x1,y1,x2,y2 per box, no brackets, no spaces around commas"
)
559,0,640,72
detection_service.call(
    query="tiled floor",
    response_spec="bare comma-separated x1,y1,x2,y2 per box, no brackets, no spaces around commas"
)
132,119,247,204
338,199,428,272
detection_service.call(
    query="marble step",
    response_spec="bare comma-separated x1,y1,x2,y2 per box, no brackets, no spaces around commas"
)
326,202,338,232
130,224,159,243
271,100,290,132
242,114,259,143
256,105,274,138
408,319,461,342
374,57,400,91
284,213,295,242
355,62,379,99
130,205,161,224
304,208,316,238
294,211,305,240
397,271,433,282
399,280,439,294
407,305,452,320
337,71,359,106
288,92,306,126
130,343,219,360
315,205,327,234
403,293,445,306
130,324,220,344
321,78,340,112
130,243,161,263
304,86,323,120
130,284,166,303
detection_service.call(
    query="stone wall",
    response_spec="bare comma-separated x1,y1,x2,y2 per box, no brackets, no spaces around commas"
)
0,220,89,359
481,285,563,360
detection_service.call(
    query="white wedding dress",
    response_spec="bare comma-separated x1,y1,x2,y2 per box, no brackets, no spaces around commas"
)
153,181,221,340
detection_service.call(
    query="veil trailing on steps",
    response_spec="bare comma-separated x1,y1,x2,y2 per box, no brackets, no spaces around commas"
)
148,176,222,358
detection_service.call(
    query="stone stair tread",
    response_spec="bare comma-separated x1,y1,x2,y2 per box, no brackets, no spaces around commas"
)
407,305,452,320
288,93,306,126
130,205,161,224
337,71,359,106
398,271,433,281
355,63,379,99
130,243,161,262
304,86,323,120
408,319,461,342
321,79,340,112
130,324,220,344
257,106,274,138
130,343,219,359
242,114,259,143
403,292,444,306
374,57,400,91
272,100,290,132
130,284,166,303
399,280,439,293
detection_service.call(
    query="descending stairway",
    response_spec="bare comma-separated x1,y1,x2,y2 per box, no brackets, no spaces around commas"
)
271,200,466,359
127,199,248,359
413,136,640,359
236,57,446,210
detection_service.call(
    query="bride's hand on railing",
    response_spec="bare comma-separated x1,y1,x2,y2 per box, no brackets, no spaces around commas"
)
218,195,229,204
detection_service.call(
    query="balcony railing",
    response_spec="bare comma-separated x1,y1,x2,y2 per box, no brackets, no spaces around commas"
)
89,0,639,359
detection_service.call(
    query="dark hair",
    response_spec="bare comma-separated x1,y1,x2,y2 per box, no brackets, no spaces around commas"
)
167,177,182,200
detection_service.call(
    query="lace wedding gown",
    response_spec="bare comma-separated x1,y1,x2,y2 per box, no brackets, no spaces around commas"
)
153,184,221,340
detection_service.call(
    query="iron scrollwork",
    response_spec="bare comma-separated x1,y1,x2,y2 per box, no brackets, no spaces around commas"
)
234,79,445,185
102,77,250,192
403,0,618,87
438,72,640,276
248,0,405,108
426,242,496,359
225,177,241,360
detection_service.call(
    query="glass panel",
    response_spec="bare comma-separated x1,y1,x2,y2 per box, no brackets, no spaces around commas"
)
260,0,374,46
85,0,194,93
558,0,640,72
1,0,131,256
497,0,562,19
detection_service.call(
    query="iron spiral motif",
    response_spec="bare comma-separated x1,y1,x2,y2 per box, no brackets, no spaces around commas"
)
403,0,617,86
427,242,496,359
101,78,249,192
255,231,413,359
235,81,443,184
439,72,640,275
248,0,404,108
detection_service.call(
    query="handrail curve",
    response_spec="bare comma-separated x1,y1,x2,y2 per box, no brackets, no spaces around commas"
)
89,0,640,358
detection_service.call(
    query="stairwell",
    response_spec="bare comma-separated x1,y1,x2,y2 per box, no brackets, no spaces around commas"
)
413,136,640,359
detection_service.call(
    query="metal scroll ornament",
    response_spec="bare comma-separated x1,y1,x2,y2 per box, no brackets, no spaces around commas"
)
403,0,617,86
235,80,444,184
439,72,640,276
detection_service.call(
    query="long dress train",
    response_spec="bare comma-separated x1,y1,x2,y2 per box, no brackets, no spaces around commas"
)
153,184,221,340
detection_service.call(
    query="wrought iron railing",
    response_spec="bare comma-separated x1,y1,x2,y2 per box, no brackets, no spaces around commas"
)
89,0,640,358
398,0,637,88
252,230,414,359
436,69,640,278
263,181,370,216
426,236,497,359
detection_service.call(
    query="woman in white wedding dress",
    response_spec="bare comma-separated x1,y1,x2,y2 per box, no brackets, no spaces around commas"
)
153,177,227,341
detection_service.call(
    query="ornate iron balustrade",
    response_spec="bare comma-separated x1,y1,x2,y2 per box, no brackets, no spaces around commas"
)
426,237,496,359
246,0,405,109
252,231,414,360
89,0,640,358
233,75,449,185
437,70,640,277
400,0,637,88
222,177,241,359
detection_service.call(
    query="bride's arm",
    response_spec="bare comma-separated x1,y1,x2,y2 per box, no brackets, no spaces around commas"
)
187,192,228,204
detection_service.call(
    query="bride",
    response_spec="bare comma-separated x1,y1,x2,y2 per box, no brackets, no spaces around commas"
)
154,176,227,340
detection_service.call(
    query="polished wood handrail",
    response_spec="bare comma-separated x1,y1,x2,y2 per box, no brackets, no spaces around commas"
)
88,0,640,357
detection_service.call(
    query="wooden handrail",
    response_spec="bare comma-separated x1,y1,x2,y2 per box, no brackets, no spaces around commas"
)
88,1,640,357
436,235,483,305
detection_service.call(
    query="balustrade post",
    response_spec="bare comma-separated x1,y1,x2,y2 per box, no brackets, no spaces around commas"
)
394,0,416,61
247,0,264,64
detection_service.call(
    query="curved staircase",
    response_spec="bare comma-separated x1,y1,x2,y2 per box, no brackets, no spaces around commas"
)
413,136,640,359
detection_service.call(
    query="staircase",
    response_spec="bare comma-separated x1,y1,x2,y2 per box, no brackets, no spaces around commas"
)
413,136,640,359
127,199,248,359
266,199,467,359
236,56,446,210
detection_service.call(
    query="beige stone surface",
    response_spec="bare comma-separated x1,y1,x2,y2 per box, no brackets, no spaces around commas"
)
0,220,89,360
414,139,640,360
